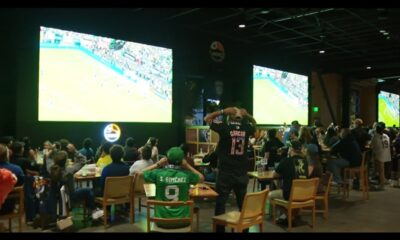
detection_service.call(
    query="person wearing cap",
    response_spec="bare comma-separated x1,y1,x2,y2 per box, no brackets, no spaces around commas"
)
328,128,362,185
351,118,371,152
141,147,204,229
370,122,392,189
204,106,256,232
268,139,309,225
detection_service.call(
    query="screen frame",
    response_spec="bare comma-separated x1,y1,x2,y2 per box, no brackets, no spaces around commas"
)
38,25,174,124
252,64,310,126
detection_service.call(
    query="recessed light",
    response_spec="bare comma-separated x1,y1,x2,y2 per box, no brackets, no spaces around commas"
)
398,78,400,81
319,50,325,54
378,79,385,83
238,24,246,28
366,66,372,70
380,30,386,33
386,36,391,40
260,10,270,14
383,32,389,35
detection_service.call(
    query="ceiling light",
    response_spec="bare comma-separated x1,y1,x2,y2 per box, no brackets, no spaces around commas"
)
386,36,391,40
378,79,385,83
238,24,246,28
383,32,389,35
380,29,386,33
398,78,400,81
260,10,270,14
366,66,372,70
319,50,325,54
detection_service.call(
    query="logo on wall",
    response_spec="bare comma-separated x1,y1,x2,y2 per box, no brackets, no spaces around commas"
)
103,123,121,142
209,41,225,62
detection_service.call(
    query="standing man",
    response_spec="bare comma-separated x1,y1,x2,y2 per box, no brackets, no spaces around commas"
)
204,107,256,232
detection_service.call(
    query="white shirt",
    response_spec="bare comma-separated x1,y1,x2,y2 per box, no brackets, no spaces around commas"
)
129,159,154,176
371,133,391,163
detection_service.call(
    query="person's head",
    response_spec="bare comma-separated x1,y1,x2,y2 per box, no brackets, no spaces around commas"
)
0,144,9,163
291,120,300,130
376,122,386,135
53,141,61,151
353,118,363,128
53,151,68,168
326,126,337,137
102,142,113,155
10,141,25,156
267,128,277,140
288,140,303,156
125,137,135,148
298,126,312,144
339,128,351,139
82,138,92,149
141,145,152,160
59,139,70,152
167,147,184,166
0,136,13,147
148,137,158,147
43,140,52,150
313,119,323,128
22,137,31,148
227,107,243,122
110,144,124,163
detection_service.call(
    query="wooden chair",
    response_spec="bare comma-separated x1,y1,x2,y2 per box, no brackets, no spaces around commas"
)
302,173,332,220
132,173,148,217
146,200,194,232
0,186,24,232
271,178,319,232
343,152,368,201
95,176,134,228
212,188,269,232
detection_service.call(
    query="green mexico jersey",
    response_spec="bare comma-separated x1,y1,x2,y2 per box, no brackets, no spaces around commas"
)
143,168,199,219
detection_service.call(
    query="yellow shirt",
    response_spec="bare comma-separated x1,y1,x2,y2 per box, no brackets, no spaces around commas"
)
96,154,112,168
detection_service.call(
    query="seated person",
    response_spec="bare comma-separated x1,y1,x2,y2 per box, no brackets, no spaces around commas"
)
0,144,24,215
202,149,218,182
139,137,159,163
259,128,284,190
10,141,40,174
142,147,204,229
79,138,95,163
324,125,340,148
96,142,113,169
123,137,140,162
0,168,17,209
129,145,153,176
327,128,362,185
50,151,103,220
99,145,130,195
268,140,309,224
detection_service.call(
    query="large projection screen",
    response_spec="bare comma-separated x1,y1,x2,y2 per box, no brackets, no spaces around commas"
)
39,26,173,122
253,65,308,125
378,90,399,127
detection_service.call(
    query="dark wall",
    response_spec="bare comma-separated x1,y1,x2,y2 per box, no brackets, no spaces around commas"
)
1,9,314,152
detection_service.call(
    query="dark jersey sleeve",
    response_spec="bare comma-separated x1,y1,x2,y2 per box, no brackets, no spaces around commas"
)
210,121,226,135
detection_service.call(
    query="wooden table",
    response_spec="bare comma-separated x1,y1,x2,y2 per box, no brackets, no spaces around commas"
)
248,170,275,181
74,167,101,188
194,158,210,167
193,152,208,158
144,183,218,199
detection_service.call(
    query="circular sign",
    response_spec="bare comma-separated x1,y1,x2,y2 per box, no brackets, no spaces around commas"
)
103,123,121,143
209,41,225,62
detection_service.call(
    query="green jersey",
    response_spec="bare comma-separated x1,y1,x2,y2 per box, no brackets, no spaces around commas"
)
143,168,199,221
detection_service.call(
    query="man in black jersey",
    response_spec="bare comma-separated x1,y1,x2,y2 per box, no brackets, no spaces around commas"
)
204,107,256,232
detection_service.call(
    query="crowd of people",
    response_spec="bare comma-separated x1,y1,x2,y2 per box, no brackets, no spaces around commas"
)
1,109,400,232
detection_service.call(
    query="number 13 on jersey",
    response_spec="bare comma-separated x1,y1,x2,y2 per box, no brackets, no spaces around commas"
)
231,137,245,155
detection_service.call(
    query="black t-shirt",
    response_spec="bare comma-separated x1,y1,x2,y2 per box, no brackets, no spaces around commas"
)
331,137,362,167
10,155,40,174
211,120,255,175
124,146,140,162
276,155,309,200
351,127,371,152
261,138,284,167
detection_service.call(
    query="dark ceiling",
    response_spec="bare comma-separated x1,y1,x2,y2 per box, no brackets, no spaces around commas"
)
131,8,400,82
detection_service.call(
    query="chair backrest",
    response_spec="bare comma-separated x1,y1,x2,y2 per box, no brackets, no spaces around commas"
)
0,186,24,217
133,173,146,195
103,176,133,199
146,200,194,232
360,151,367,169
239,188,269,224
289,178,319,202
320,173,332,197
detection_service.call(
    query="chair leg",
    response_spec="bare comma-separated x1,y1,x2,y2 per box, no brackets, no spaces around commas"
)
271,203,276,225
8,218,12,232
196,208,199,232
138,197,142,213
130,201,134,224
259,222,264,232
212,221,216,232
312,205,316,229
253,178,256,192
287,208,292,232
103,205,108,229
323,197,328,220
19,216,22,232
365,169,369,200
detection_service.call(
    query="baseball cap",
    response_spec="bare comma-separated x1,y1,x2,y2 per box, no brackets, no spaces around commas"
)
288,140,302,152
167,147,184,165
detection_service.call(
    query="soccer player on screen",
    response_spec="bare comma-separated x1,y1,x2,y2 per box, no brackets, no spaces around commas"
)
204,107,256,232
